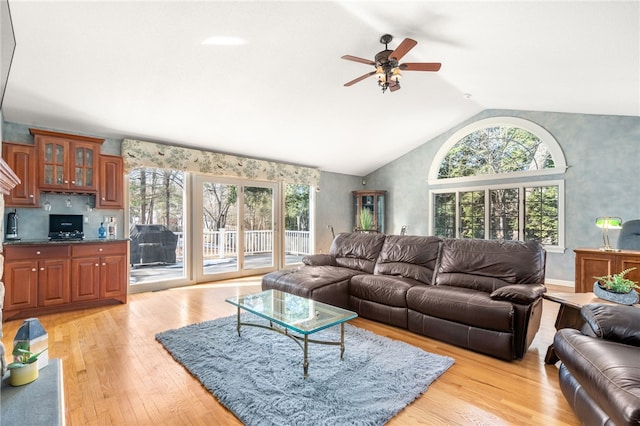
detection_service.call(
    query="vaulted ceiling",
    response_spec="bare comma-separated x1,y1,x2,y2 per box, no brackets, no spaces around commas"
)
2,1,639,176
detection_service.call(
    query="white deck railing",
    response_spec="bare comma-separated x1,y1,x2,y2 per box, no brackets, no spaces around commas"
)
174,230,310,260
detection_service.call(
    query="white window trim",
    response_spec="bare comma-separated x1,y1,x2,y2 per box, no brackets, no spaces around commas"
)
427,116,568,186
429,181,565,253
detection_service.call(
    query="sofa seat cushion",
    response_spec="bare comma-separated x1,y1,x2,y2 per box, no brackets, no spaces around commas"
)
554,328,640,425
350,274,423,307
262,265,359,293
261,265,361,309
406,285,514,332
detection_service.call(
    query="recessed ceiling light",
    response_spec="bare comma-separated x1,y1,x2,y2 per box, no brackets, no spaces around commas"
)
463,93,473,99
201,36,246,46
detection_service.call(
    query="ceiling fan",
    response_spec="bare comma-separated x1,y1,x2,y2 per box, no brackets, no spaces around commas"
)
342,34,441,93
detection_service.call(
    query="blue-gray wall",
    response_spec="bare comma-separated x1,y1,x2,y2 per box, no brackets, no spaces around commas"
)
362,109,640,285
315,171,361,253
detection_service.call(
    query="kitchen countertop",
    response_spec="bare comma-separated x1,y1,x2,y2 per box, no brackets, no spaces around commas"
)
3,238,129,246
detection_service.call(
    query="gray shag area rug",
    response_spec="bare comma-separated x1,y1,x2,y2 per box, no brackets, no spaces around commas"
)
156,314,454,426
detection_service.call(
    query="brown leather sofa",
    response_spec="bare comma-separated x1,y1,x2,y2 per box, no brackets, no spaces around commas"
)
553,304,640,425
262,232,547,360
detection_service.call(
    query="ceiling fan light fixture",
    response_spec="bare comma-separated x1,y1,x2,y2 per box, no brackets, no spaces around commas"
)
342,34,441,94
391,67,402,82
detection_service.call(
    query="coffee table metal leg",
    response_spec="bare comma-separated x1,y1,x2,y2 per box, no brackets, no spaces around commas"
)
303,335,309,379
340,323,345,360
236,307,241,336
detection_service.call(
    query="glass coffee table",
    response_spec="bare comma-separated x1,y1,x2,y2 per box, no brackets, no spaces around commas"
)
225,289,357,379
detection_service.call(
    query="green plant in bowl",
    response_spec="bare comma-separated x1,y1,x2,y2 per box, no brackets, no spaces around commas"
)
594,267,639,293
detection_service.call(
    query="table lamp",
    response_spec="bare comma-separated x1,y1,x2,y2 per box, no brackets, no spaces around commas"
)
595,216,622,251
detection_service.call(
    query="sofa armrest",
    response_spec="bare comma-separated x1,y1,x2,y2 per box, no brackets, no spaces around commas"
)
581,303,640,347
302,254,336,266
490,284,547,304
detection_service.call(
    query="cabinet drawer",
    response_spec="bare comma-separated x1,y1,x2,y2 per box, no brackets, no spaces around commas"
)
5,245,71,260
72,241,127,257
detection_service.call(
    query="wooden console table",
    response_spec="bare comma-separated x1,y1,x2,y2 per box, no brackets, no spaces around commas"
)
574,248,640,293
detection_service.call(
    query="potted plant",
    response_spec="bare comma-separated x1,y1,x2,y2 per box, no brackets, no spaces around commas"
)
7,342,48,386
593,267,639,305
359,208,375,232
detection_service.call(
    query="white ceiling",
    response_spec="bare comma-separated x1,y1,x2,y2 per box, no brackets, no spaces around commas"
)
3,1,639,176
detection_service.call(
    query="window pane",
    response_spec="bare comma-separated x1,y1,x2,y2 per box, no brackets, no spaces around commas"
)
459,191,485,238
525,185,559,245
490,188,519,240
129,168,185,284
434,193,456,238
285,184,311,265
438,126,553,178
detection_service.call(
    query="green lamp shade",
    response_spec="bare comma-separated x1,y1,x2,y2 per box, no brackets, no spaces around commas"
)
595,217,623,229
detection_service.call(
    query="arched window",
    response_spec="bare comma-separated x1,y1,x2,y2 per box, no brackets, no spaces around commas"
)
428,117,567,252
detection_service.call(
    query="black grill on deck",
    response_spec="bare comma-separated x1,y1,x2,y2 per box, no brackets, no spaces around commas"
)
129,224,178,266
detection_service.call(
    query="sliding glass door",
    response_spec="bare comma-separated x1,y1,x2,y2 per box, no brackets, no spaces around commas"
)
127,170,305,290
195,176,278,282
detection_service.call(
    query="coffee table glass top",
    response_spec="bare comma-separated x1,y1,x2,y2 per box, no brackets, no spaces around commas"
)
225,289,357,335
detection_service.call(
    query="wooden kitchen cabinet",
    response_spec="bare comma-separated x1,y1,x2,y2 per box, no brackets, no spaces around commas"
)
71,242,128,303
3,245,71,313
574,248,640,292
2,142,39,206
2,241,127,321
97,154,124,208
31,128,104,193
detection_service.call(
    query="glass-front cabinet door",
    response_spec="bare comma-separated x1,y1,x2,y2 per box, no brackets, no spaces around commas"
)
38,137,68,190
31,128,102,192
353,190,386,233
71,141,97,191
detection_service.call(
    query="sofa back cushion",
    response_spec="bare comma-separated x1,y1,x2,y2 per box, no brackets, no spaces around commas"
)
435,238,546,292
329,232,387,274
374,235,441,284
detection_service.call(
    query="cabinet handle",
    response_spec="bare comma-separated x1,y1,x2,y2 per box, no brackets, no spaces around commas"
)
40,267,44,271
31,268,37,272
64,180,69,184
102,197,106,201
29,194,34,198
35,251,41,255
95,263,99,267
99,248,103,252
71,180,76,184
102,262,106,266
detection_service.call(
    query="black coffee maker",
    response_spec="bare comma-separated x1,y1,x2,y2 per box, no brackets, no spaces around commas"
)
6,209,19,240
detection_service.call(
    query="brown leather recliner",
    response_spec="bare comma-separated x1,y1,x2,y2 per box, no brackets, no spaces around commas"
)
553,304,640,425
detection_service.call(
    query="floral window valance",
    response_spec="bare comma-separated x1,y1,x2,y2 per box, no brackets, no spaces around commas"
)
122,139,320,187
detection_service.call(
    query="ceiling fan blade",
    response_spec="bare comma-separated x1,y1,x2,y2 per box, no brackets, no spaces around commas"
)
341,55,376,66
399,62,442,72
344,71,376,87
389,38,417,61
389,81,401,92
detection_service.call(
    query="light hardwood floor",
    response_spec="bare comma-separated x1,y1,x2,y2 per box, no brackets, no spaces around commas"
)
2,278,580,425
